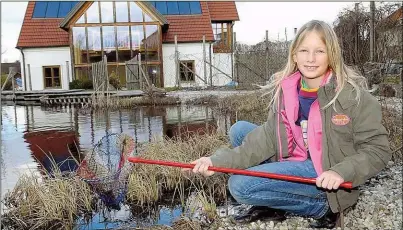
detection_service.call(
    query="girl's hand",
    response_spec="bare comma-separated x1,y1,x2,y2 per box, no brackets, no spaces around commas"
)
316,170,344,190
181,157,215,177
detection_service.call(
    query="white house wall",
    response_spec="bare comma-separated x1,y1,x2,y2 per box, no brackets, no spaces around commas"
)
20,47,72,90
162,43,233,88
212,53,233,86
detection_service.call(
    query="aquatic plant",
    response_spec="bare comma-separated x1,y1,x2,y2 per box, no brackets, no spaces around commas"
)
126,131,229,207
2,155,94,230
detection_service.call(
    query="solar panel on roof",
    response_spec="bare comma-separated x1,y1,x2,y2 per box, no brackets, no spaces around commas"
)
32,2,47,18
150,1,201,15
166,2,179,15
71,1,79,8
178,2,191,15
189,2,201,14
58,2,72,17
32,1,78,18
155,2,167,15
45,2,60,18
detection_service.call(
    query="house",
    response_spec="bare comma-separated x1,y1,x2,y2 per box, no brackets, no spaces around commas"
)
1,61,21,75
16,1,239,90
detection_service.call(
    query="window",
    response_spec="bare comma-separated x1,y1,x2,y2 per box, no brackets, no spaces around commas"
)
150,1,201,15
43,66,61,88
129,2,143,22
100,2,114,23
212,22,232,52
32,1,78,18
179,61,195,82
86,2,100,23
115,2,129,22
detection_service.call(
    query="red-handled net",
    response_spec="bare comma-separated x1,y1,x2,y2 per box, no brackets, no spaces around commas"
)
76,133,135,209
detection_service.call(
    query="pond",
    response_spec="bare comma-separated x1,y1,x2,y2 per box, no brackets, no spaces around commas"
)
1,103,234,228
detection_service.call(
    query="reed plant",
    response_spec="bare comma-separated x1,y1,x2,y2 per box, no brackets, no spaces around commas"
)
126,131,229,207
91,96,180,110
1,155,94,230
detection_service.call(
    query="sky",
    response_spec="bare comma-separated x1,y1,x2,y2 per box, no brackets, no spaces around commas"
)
0,1,363,63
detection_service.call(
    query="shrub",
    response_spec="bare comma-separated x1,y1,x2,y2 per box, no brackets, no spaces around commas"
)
109,71,121,90
69,79,93,90
81,79,93,89
1,74,12,90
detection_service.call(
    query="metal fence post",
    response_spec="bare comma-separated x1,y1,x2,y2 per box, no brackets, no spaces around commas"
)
175,35,180,87
234,32,239,85
203,35,207,86
265,30,269,82
28,64,32,91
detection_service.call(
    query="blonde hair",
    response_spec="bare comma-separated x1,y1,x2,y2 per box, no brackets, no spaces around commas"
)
261,20,368,110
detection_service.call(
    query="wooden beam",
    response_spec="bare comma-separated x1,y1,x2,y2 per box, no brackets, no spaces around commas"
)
204,59,232,80
68,2,92,28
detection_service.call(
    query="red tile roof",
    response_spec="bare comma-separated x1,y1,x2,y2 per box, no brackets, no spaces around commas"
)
17,1,239,48
16,2,70,48
207,2,239,21
162,1,214,43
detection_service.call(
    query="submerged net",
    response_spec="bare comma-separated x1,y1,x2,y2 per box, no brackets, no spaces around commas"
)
76,133,135,209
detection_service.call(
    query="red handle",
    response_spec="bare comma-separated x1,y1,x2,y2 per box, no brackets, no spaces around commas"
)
128,157,353,189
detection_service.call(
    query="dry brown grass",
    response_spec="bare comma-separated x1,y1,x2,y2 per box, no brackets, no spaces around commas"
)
2,171,94,230
379,99,402,162
215,92,270,125
126,132,230,207
91,95,180,109
184,95,220,106
171,217,202,230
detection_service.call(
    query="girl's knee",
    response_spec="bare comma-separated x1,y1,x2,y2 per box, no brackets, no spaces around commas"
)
228,174,248,199
229,121,254,147
228,175,241,196
229,121,249,137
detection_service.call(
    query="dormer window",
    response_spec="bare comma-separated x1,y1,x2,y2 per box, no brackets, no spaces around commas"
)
212,22,233,53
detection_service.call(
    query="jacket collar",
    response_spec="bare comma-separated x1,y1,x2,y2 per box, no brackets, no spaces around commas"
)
281,70,333,90
320,73,358,109
280,70,358,110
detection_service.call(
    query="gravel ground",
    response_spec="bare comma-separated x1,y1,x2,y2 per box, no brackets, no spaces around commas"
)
209,161,402,230
377,96,402,114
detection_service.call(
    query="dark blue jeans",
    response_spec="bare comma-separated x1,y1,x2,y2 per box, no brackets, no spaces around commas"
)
228,121,329,219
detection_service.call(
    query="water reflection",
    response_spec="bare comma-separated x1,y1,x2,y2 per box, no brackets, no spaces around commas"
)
23,130,82,176
1,103,233,225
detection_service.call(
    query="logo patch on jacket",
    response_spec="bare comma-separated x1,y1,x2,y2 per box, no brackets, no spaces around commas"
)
332,114,350,126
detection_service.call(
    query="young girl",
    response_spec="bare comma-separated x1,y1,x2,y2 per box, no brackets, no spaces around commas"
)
184,20,391,229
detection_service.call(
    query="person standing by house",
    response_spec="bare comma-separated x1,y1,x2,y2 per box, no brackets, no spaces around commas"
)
182,20,391,229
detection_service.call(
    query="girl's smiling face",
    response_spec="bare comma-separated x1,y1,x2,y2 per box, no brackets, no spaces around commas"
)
293,30,329,80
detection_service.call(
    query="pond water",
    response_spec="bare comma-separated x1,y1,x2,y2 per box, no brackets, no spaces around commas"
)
1,103,233,228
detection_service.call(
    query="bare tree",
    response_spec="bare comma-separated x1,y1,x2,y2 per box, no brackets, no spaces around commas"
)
333,2,401,67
